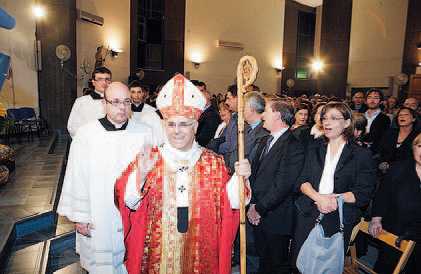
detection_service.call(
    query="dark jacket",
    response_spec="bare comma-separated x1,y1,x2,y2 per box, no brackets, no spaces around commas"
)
196,104,221,147
379,128,419,165
250,130,305,235
291,125,312,149
295,139,377,226
372,159,421,240
362,112,391,155
246,122,269,163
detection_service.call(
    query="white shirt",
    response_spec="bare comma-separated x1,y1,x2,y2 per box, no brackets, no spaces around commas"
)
365,109,381,134
214,122,227,138
131,110,165,146
267,127,289,152
318,142,346,194
67,93,105,137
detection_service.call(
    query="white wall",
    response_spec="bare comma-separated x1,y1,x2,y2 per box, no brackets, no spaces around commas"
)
76,0,130,96
0,0,38,111
347,0,408,89
184,0,286,94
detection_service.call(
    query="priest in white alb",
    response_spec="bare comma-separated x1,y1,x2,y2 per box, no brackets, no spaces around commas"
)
67,67,111,137
58,82,154,273
114,74,251,274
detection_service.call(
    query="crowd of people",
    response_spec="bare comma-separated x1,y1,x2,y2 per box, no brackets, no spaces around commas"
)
58,66,421,274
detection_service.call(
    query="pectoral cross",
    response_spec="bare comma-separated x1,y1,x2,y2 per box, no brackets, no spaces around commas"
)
178,185,186,193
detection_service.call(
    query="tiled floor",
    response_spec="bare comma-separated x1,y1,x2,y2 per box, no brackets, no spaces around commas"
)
0,134,72,273
0,135,65,223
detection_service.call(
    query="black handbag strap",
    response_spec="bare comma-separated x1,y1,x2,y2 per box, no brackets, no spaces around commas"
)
316,195,344,232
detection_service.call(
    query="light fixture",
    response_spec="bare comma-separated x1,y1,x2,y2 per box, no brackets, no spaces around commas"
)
190,51,203,69
310,59,324,73
110,48,123,58
32,5,46,19
417,43,421,50
273,57,285,73
192,62,200,69
274,66,285,73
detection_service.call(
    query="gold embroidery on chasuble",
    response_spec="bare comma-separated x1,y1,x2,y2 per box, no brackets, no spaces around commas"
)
160,161,193,274
138,151,227,273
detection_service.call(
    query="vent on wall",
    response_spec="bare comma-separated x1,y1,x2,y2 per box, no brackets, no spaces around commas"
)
77,9,104,26
216,40,244,50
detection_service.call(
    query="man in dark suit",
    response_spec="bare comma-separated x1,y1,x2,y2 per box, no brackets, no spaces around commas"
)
362,89,391,155
244,91,270,163
232,91,269,271
192,80,221,147
247,99,305,274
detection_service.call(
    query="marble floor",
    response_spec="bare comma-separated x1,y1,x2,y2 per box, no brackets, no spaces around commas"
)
0,134,75,274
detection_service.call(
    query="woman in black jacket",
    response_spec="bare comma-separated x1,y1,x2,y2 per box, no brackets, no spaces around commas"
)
378,107,419,172
369,133,421,273
292,102,377,265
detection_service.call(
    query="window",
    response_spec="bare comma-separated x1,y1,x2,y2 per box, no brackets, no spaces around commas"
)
135,0,165,70
296,11,315,79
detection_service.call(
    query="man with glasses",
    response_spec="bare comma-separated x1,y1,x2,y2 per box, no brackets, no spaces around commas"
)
67,66,112,137
58,82,154,273
114,74,251,274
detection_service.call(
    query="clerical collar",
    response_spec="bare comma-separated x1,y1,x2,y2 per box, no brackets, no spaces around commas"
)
90,90,104,100
131,103,144,112
98,116,128,131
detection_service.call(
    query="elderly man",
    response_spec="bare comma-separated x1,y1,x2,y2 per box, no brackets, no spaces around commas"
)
244,91,269,162
114,74,251,274
67,66,111,137
58,82,153,273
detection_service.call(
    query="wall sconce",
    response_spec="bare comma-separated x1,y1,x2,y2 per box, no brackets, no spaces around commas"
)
110,48,123,58
274,66,285,73
192,61,200,69
190,51,203,69
273,57,285,75
32,5,46,19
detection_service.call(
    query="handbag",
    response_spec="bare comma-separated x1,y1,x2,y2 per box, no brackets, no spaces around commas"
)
297,195,345,274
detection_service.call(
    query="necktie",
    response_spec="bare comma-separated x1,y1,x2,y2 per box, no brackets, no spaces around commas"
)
260,135,274,160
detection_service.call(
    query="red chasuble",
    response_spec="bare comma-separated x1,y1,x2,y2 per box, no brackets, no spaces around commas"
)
114,148,239,274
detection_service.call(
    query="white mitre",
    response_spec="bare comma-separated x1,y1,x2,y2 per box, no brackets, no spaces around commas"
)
156,74,206,120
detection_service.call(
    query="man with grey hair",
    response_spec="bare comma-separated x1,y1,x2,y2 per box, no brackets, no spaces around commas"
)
247,98,304,273
244,91,270,164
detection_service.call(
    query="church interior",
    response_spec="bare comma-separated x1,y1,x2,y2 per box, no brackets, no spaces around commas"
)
0,0,420,273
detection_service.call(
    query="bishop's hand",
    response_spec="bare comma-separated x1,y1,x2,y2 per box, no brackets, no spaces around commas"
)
137,144,158,180
234,159,251,180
